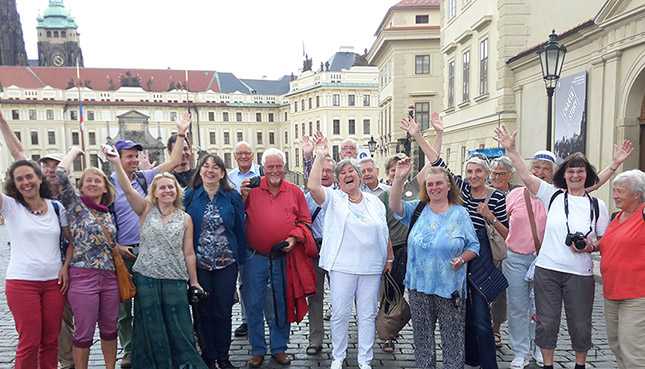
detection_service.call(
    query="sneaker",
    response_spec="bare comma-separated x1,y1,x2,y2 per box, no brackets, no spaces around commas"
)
510,357,529,369
234,323,248,337
533,347,544,367
330,360,343,369
120,353,132,368
324,309,332,321
358,365,372,369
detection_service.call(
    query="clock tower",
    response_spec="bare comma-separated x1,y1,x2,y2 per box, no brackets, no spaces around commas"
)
37,0,83,67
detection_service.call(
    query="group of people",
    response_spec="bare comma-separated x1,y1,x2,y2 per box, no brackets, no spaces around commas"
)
2,99,644,369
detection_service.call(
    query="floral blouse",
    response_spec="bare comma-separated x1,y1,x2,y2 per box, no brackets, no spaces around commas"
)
56,168,116,271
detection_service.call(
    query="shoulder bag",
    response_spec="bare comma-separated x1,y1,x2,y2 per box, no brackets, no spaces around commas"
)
375,271,411,340
483,188,507,262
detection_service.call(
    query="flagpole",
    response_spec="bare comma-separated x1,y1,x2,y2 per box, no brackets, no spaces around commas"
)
185,69,194,168
77,57,87,170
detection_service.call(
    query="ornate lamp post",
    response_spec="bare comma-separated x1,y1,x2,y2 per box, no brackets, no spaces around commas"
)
537,30,567,151
367,136,377,157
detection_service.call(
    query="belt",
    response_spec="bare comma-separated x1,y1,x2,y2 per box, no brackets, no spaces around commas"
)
247,246,270,258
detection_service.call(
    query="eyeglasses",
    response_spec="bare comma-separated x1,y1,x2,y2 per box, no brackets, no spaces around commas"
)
490,172,509,177
467,153,488,161
532,165,553,172
341,146,356,151
235,152,252,156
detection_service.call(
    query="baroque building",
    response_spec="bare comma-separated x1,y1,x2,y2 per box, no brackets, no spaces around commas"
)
0,0,28,66
37,0,83,67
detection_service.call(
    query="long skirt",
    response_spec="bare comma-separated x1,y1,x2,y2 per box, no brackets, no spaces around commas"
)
131,273,207,369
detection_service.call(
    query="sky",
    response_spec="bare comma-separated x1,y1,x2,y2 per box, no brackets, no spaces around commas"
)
16,0,396,80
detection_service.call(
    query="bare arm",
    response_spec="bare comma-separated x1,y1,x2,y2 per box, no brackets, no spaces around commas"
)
587,140,633,192
389,157,413,217
383,238,394,274
183,215,202,289
307,131,327,206
0,104,27,160
401,114,440,164
102,146,149,216
59,147,84,170
431,112,444,157
156,112,191,173
493,125,541,195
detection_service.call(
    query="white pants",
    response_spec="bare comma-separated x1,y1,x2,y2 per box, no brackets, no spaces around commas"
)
329,271,381,366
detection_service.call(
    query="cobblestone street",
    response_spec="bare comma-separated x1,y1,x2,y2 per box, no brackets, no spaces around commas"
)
0,225,617,368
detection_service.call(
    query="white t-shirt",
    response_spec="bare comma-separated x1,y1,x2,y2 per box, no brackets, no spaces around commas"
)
1,194,68,281
535,182,609,276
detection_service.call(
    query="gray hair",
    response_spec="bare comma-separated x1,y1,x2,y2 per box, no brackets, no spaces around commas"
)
334,158,362,185
491,156,515,174
613,169,645,201
464,153,490,173
529,159,558,172
261,147,286,166
340,138,358,149
358,157,378,169
323,157,336,166
235,141,252,152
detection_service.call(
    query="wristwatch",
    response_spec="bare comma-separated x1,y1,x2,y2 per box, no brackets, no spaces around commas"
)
489,217,498,224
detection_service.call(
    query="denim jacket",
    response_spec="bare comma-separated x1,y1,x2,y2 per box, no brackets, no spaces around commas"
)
184,186,247,267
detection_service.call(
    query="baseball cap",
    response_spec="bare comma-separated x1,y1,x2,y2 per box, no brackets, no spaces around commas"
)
114,139,143,152
38,153,64,163
532,150,556,163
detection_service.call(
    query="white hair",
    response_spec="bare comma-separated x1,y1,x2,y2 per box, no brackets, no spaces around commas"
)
340,138,358,149
614,169,645,202
261,147,286,166
490,156,515,174
358,157,378,169
235,141,252,152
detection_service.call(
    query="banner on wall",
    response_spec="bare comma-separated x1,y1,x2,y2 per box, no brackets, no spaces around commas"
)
554,71,588,163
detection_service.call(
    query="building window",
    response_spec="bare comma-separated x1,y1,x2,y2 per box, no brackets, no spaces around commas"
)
316,96,320,108
268,113,274,122
316,120,320,132
301,99,305,110
284,112,288,121
363,95,370,106
54,31,59,38
416,15,429,24
46,31,51,37
309,122,313,136
256,113,262,122
257,132,263,145
31,131,39,145
170,112,177,121
208,112,215,121
236,112,242,122
269,132,275,145
448,60,455,108
332,145,339,162
479,143,486,149
14,131,21,142
209,131,216,144
294,123,299,139
70,110,78,120
48,131,56,145
11,110,19,120
333,119,340,135
237,132,243,142
89,131,96,145
73,156,82,171
285,151,289,169
446,148,451,161
461,146,467,166
348,95,355,106
301,122,305,136
463,51,470,102
415,55,430,74
32,154,41,162
61,31,66,38
72,132,79,145
363,119,370,134
90,154,99,168
87,111,95,120
333,94,340,106
224,153,232,168
294,101,298,112
480,38,489,95
308,98,312,109
415,102,430,130
448,0,456,19
257,152,263,165
29,110,37,120
284,131,288,144
348,119,355,135
295,150,300,167
223,132,230,145
46,109,54,120
223,112,229,122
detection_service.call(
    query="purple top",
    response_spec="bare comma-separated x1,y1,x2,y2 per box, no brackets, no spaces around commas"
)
111,168,158,245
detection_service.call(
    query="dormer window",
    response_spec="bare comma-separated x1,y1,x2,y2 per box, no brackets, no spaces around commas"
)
416,15,429,24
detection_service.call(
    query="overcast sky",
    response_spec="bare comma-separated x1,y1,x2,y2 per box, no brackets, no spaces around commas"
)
16,0,395,80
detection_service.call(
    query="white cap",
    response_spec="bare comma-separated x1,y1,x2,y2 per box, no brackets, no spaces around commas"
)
532,150,556,163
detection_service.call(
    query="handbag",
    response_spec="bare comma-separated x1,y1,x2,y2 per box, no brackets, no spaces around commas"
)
88,208,137,302
375,272,411,340
483,188,507,262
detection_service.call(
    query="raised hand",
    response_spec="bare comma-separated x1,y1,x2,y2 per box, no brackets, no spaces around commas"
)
430,112,444,133
401,115,421,136
101,145,119,163
175,112,192,133
394,157,413,180
492,124,517,150
612,139,633,166
138,149,156,170
313,133,328,158
301,136,314,158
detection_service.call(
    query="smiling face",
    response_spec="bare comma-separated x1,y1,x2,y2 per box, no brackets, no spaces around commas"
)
171,141,191,167
40,158,60,187
466,163,489,190
321,160,335,187
612,182,640,211
234,143,253,172
119,148,141,175
337,163,361,195
564,166,587,193
425,172,451,204
13,165,42,201
199,157,225,187
80,172,107,203
360,161,379,190
154,177,177,205
490,168,511,191
530,160,554,182
264,155,285,188
340,142,357,159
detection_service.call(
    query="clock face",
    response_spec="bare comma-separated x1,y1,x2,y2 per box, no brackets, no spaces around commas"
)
52,52,65,67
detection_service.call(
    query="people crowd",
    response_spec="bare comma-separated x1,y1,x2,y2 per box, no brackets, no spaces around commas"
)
0,101,643,369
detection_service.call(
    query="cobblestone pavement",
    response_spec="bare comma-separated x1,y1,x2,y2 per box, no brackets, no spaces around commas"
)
0,225,617,368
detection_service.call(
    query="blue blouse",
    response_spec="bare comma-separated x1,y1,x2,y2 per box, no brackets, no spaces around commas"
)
395,200,479,298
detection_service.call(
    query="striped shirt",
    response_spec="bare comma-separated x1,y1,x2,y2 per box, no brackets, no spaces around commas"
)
432,157,508,231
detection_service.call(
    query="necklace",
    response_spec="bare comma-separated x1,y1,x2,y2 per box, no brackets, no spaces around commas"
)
348,193,362,203
160,208,176,216
29,209,43,215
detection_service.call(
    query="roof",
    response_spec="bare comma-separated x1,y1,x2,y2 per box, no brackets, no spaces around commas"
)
374,0,441,36
37,0,79,29
506,20,595,64
241,75,292,95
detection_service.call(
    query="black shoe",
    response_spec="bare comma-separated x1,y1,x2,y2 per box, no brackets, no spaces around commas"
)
234,323,248,336
203,358,217,369
217,359,236,369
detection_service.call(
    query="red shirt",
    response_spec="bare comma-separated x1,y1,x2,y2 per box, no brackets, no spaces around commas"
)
599,204,645,300
244,177,311,255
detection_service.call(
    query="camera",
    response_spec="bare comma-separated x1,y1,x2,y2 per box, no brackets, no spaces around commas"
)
565,232,587,250
187,286,209,304
248,176,261,188
451,290,461,308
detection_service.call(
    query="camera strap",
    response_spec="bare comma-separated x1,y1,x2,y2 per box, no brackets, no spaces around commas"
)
564,191,594,238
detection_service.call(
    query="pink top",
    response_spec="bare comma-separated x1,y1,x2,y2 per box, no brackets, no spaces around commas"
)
505,187,547,255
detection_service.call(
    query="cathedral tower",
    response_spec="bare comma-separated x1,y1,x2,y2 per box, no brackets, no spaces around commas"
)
0,0,28,66
37,0,83,67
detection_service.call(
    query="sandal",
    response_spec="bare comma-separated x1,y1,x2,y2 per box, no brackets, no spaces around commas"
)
383,340,395,353
494,333,502,349
306,345,322,355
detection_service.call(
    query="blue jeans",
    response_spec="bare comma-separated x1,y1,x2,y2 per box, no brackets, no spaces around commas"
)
196,264,238,361
465,284,499,369
242,249,290,356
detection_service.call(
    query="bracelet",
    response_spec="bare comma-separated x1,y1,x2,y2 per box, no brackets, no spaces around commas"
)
457,256,465,264
386,259,394,263
591,243,597,252
609,166,618,172
177,133,186,137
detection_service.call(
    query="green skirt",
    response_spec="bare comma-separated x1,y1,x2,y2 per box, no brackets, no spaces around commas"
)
132,273,207,369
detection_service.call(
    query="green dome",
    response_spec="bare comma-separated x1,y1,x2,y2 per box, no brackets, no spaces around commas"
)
37,0,78,29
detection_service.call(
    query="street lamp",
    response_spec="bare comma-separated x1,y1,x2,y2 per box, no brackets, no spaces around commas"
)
537,29,567,151
367,136,377,157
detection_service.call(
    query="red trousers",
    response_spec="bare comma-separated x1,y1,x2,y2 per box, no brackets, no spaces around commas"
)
5,279,66,369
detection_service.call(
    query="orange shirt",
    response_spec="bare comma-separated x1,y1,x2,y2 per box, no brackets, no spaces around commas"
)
599,204,645,300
